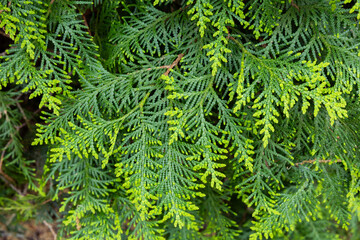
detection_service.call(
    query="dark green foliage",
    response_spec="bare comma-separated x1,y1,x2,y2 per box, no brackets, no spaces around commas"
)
1,0,360,239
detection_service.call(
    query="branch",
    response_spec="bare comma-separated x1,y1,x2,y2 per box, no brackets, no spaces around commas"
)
16,101,31,129
295,159,342,167
0,175,23,196
82,9,92,35
0,30,10,39
43,220,57,240
45,0,56,19
0,105,34,188
291,0,300,11
0,46,15,57
0,139,15,184
164,53,184,76
143,54,185,74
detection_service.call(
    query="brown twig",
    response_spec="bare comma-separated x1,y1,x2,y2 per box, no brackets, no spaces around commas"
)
0,46,16,57
33,107,42,116
22,182,28,195
0,139,15,184
146,65,169,71
16,101,30,129
0,30,10,39
264,158,270,169
0,105,34,188
164,53,184,76
41,198,53,205
15,122,27,131
45,0,56,19
82,10,91,35
291,0,300,11
40,188,68,205
295,159,342,167
6,213,16,225
229,36,236,43
43,220,57,240
0,175,23,196
145,54,185,75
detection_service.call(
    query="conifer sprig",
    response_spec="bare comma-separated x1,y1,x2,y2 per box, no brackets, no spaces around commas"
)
1,0,360,239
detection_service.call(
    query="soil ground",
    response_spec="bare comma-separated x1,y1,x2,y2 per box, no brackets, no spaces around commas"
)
0,220,56,240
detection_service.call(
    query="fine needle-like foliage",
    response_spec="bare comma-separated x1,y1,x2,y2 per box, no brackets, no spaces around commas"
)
1,0,360,239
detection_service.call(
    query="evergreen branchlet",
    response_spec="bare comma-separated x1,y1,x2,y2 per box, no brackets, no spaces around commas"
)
1,0,360,239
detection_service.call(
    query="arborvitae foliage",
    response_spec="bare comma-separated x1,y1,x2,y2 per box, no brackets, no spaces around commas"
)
1,0,360,239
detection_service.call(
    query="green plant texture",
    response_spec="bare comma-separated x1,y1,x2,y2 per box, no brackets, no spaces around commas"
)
1,0,360,239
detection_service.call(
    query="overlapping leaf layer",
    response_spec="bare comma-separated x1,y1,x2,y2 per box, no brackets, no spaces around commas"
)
1,0,360,239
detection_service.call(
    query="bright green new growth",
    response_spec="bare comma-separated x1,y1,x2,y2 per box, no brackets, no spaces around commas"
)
1,0,360,239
